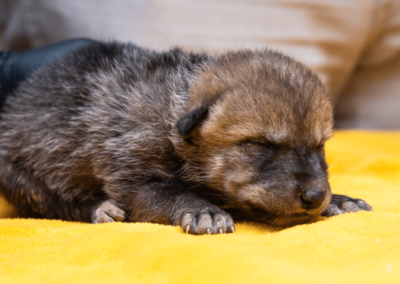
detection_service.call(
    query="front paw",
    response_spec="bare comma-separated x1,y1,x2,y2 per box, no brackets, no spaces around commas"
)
176,205,235,235
92,200,125,223
321,194,372,217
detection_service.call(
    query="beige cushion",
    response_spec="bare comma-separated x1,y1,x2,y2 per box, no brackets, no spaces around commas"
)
1,0,400,129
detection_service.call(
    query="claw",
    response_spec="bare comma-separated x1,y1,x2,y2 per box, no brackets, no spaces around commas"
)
206,228,211,235
185,225,190,234
218,228,223,234
230,226,235,233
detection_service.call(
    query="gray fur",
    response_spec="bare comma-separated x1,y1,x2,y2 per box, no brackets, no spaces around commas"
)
0,42,371,234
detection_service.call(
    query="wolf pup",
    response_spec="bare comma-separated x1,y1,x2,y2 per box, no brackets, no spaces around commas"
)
0,42,372,234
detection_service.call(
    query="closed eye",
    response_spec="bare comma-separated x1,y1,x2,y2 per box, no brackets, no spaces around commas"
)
239,139,274,152
248,140,273,150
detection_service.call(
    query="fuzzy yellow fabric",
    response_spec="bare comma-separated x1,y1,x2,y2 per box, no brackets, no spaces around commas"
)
1,131,400,284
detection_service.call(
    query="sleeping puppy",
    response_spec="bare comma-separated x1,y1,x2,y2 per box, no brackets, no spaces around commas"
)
0,42,372,234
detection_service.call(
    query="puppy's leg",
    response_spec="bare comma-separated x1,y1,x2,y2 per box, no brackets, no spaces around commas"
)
321,194,372,217
107,183,235,235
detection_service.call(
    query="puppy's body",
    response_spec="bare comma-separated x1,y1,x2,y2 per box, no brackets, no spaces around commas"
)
0,42,371,234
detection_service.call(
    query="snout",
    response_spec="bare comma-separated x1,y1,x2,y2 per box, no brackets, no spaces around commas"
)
300,189,326,210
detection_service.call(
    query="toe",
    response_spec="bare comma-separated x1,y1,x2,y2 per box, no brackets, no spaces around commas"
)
107,207,125,222
97,211,115,223
342,201,361,213
224,215,235,234
181,213,195,234
197,212,213,235
213,214,227,234
92,200,126,224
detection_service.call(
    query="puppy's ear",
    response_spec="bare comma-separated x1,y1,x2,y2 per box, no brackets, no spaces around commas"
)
176,102,210,137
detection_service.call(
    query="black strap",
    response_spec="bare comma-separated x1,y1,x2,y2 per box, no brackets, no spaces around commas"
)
0,38,96,110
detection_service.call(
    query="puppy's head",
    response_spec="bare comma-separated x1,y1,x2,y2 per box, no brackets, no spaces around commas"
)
176,49,333,226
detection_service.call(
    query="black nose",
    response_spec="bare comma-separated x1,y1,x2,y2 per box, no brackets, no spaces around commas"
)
301,190,325,209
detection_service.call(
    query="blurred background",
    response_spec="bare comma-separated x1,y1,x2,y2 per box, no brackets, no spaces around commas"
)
1,0,400,129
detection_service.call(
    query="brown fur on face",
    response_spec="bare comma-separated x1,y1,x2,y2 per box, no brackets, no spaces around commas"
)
175,50,334,226
0,42,370,234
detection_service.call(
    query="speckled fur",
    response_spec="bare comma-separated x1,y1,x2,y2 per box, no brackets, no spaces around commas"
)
0,42,371,234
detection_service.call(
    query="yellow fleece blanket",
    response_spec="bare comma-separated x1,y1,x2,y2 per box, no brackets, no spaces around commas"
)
1,131,400,284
